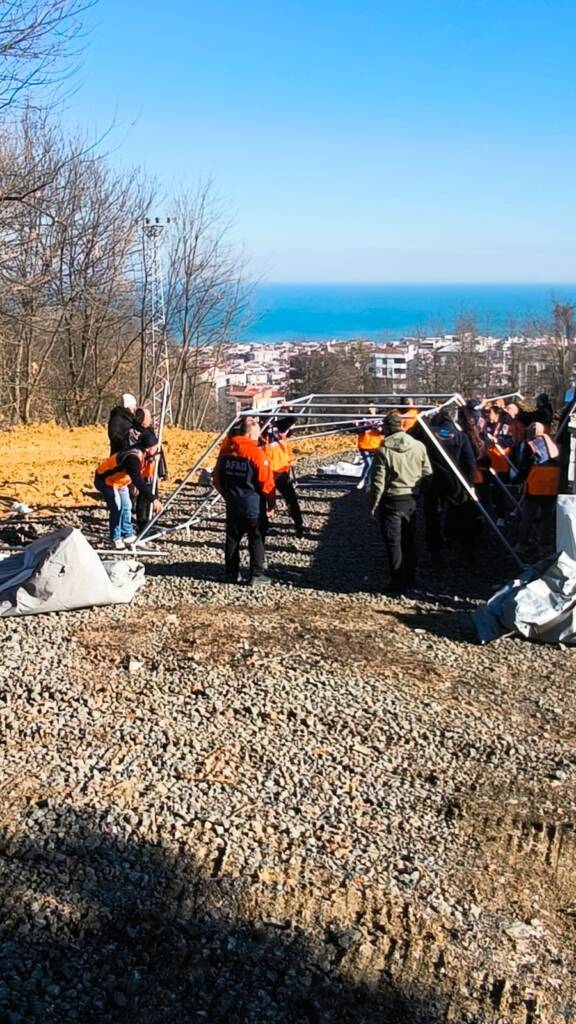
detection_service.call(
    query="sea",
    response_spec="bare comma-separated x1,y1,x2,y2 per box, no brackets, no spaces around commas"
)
239,283,576,343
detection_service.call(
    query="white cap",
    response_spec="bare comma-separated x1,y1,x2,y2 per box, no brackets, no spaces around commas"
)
121,393,137,410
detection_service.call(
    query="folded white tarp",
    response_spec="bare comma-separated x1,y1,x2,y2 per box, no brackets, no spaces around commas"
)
473,551,576,645
318,460,363,478
0,527,145,616
557,494,576,561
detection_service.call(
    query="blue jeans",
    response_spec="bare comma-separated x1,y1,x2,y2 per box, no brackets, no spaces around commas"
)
359,450,375,485
94,477,133,541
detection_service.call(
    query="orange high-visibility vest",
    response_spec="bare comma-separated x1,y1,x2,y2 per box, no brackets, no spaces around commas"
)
487,445,511,475
95,449,143,488
141,451,157,481
525,465,560,496
268,437,292,474
401,407,419,431
358,428,382,451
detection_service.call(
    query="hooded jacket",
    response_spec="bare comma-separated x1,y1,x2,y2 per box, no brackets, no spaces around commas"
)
370,431,433,510
212,435,275,512
108,406,137,454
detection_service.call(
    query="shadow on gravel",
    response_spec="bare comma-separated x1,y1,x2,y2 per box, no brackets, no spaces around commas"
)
306,489,388,595
305,488,517,603
0,805,446,1024
146,559,226,581
387,605,479,644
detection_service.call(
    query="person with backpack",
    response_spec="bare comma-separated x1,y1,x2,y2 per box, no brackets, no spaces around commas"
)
94,433,163,549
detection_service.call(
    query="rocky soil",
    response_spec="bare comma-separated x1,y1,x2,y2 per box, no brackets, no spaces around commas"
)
0,456,575,1023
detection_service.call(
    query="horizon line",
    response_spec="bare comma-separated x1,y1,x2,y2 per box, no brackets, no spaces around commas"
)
258,280,576,287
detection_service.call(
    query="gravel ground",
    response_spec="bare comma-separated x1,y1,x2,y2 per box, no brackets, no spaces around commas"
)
0,455,575,1023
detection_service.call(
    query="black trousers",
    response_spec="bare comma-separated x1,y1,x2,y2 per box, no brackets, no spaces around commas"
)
225,503,268,578
274,470,303,531
517,495,556,551
379,495,417,589
424,484,443,557
136,492,152,532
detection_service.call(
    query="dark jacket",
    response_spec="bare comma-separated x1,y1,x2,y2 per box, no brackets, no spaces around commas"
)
421,418,476,501
108,407,137,454
213,435,275,514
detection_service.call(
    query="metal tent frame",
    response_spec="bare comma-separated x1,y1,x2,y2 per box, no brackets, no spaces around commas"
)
130,391,524,570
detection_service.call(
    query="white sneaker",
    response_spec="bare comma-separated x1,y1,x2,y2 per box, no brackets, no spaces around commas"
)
356,480,366,491
122,535,137,546
113,539,125,550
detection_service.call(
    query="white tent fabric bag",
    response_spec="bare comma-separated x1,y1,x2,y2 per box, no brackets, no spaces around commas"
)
0,527,145,616
557,494,576,561
473,551,576,645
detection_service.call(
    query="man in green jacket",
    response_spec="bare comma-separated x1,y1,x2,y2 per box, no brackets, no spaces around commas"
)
370,412,433,593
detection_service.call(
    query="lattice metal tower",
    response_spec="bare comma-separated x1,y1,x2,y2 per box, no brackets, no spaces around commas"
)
142,217,172,424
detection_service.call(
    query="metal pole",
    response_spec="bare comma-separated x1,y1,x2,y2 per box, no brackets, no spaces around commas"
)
150,381,170,513
307,392,455,399
135,412,241,545
484,391,524,405
138,492,223,546
292,429,357,442
488,467,521,510
416,410,524,569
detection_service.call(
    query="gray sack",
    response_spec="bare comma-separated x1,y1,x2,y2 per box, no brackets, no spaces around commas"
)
0,527,145,616
473,551,576,645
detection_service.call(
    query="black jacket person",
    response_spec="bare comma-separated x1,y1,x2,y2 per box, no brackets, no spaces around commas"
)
420,409,478,558
108,393,138,454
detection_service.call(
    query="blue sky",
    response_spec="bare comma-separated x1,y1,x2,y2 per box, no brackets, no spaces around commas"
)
65,0,576,283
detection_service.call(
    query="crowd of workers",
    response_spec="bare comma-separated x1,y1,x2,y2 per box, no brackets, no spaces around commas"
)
92,388,571,592
354,392,564,592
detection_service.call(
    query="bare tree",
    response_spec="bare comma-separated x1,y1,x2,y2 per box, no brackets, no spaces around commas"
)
549,301,575,403
0,112,154,425
289,342,375,399
158,184,250,429
519,300,576,404
0,0,94,112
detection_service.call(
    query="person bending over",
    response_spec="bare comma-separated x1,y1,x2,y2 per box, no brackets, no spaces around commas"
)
94,435,162,549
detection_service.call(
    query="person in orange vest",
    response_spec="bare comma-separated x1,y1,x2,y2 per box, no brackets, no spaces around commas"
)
132,408,168,533
399,396,419,433
353,407,383,490
94,433,163,549
261,415,304,537
515,422,560,559
212,417,276,585
483,404,513,526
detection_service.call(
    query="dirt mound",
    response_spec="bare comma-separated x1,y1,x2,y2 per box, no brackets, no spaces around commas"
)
1,422,354,513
